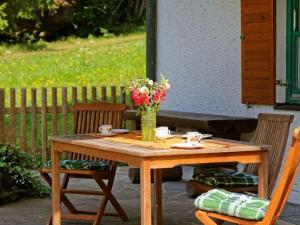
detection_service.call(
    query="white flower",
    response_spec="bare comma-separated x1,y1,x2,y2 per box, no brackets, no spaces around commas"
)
148,80,154,86
139,86,149,94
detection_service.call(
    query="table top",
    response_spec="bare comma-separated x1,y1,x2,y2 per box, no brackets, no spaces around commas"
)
50,132,269,158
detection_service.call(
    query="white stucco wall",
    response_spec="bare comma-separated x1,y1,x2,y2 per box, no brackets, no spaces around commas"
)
157,0,300,204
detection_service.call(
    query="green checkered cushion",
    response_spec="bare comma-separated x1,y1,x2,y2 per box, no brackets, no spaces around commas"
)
194,189,269,221
44,159,110,170
193,168,258,187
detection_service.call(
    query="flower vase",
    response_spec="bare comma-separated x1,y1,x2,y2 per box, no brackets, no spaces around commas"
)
141,110,156,141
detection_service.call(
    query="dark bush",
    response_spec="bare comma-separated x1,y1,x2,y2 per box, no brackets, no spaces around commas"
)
0,145,50,203
72,0,145,37
0,0,146,42
0,0,58,42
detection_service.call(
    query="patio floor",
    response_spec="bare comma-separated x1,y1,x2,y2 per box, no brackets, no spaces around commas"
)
0,167,299,225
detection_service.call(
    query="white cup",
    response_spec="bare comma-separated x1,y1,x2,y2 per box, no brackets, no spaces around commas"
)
154,127,171,141
99,125,112,135
186,132,203,144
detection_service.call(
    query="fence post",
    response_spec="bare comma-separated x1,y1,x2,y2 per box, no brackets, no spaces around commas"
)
31,88,37,153
41,88,47,161
62,87,68,135
0,89,5,144
9,88,16,147
20,88,27,150
52,87,57,135
71,87,77,132
101,86,107,102
120,86,126,104
82,86,87,103
111,86,116,103
72,87,78,105
92,86,97,102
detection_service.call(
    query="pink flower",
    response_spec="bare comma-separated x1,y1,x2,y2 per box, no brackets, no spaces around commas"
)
129,76,170,109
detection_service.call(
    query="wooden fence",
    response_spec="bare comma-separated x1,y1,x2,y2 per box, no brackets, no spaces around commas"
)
0,86,132,161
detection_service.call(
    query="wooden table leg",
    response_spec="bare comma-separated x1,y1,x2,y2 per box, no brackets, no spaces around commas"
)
258,151,269,198
140,160,151,225
51,142,61,225
154,169,162,225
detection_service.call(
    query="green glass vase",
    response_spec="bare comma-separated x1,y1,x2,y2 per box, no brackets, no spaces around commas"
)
141,110,157,142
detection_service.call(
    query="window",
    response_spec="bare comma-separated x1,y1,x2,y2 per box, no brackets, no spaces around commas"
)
287,0,300,103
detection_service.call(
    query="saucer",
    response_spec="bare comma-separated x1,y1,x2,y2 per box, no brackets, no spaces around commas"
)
156,135,175,140
181,134,213,139
112,129,130,134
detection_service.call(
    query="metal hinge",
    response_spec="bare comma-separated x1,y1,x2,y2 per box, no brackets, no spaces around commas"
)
240,35,245,40
247,103,253,109
276,80,288,86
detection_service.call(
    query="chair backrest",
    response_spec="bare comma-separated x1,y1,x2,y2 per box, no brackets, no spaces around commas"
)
70,102,127,160
244,113,294,193
262,126,300,225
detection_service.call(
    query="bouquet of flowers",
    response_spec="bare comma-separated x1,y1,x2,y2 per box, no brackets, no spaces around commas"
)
129,76,170,112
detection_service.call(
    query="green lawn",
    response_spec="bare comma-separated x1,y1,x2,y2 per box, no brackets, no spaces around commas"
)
0,33,146,89
0,33,145,153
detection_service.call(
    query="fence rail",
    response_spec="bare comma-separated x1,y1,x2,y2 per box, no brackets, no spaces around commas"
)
0,86,131,161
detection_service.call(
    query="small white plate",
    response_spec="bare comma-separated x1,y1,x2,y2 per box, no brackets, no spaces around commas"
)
170,142,204,149
181,134,213,139
155,135,174,140
167,135,175,139
112,129,130,134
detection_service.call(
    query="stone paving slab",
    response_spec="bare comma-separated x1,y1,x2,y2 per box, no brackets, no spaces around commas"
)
0,167,299,225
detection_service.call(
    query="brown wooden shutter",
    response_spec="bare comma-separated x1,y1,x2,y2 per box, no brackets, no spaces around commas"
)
241,0,276,105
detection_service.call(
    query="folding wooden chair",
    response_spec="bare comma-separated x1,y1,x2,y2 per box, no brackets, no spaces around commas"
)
40,102,128,225
187,113,293,197
195,125,300,225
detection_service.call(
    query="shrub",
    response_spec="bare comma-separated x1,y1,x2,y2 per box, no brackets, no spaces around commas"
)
0,145,50,203
72,0,146,37
0,0,58,42
0,3,8,32
0,0,146,42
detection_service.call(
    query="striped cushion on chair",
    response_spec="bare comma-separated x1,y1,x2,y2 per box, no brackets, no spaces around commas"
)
193,168,258,187
44,159,110,170
194,189,270,221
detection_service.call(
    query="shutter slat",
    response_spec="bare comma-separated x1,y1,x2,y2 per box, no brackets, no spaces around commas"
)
245,80,272,88
241,0,275,105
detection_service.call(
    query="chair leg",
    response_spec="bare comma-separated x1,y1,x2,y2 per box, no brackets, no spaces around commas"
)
60,174,79,213
93,173,128,223
93,194,110,225
46,215,52,225
40,172,78,214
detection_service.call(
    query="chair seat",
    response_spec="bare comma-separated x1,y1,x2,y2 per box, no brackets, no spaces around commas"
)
194,189,270,221
43,159,110,171
193,168,258,187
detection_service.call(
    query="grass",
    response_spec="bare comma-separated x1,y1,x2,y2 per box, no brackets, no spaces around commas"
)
0,32,146,153
0,32,146,90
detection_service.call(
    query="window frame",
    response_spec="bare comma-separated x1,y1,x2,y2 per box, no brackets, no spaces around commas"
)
286,0,300,103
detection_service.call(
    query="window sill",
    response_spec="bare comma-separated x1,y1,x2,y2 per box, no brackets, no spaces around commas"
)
274,103,300,111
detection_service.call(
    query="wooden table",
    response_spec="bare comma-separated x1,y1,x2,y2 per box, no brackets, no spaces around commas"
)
50,132,269,225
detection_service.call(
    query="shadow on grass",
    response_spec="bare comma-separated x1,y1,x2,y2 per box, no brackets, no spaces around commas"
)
15,41,48,51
